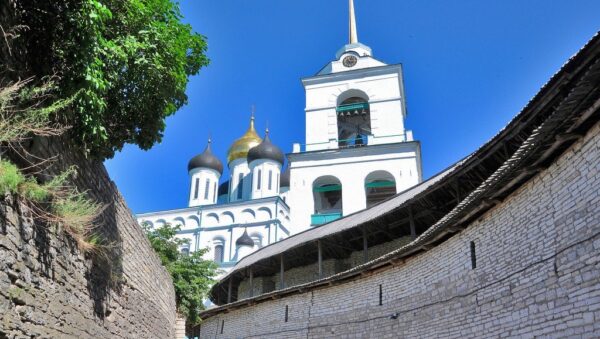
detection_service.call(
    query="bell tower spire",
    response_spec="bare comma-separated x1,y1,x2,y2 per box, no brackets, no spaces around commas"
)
349,0,358,44
333,0,372,61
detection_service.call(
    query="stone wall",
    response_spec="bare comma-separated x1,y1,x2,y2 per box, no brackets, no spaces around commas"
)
199,122,600,338
0,137,176,338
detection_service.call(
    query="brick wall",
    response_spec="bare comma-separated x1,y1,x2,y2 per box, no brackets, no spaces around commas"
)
200,122,600,338
0,137,176,338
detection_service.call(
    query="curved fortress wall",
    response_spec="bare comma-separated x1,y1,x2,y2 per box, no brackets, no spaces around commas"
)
0,138,176,338
198,120,600,338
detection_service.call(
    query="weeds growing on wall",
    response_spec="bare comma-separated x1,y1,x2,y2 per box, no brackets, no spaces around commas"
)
0,79,69,144
0,79,104,253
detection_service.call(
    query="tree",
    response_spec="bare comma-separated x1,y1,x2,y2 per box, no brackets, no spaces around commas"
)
3,0,209,159
142,222,218,325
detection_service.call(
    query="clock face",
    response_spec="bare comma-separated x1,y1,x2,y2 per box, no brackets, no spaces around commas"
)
342,55,358,68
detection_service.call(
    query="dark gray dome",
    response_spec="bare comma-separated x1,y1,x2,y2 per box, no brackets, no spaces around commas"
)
188,141,223,174
235,229,254,247
247,131,284,165
218,181,229,196
280,167,290,188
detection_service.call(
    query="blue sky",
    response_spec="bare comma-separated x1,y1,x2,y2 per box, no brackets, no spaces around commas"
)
104,0,600,214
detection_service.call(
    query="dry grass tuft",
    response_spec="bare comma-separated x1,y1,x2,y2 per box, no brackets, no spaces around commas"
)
1,80,102,254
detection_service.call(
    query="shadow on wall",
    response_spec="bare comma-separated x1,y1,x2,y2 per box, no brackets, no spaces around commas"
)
85,196,124,318
24,136,126,319
2,179,126,321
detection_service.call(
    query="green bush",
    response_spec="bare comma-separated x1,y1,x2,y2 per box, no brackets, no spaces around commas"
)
7,0,209,159
0,160,25,194
142,222,218,324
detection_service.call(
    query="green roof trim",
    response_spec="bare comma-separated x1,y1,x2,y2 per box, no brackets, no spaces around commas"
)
313,184,342,193
336,102,369,113
365,180,395,188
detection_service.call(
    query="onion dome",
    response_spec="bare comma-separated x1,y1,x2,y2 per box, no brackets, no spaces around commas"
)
247,129,284,165
235,229,254,248
218,181,229,196
188,139,223,174
227,116,262,164
280,167,290,188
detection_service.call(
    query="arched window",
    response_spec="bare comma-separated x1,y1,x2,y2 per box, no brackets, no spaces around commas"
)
365,170,397,208
336,95,371,148
181,247,190,256
312,176,343,225
213,244,224,263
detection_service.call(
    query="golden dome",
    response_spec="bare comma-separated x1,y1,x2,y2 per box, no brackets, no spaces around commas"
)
227,116,262,164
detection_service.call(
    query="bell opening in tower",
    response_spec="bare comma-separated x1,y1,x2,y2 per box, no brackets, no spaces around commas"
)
312,176,343,226
336,96,371,148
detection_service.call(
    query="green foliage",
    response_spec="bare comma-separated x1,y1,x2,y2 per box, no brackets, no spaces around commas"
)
19,178,51,202
170,248,217,325
14,166,76,204
9,0,209,159
142,221,186,265
0,160,25,194
142,222,218,324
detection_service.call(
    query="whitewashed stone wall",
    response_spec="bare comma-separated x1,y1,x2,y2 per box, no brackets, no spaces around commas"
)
199,122,600,338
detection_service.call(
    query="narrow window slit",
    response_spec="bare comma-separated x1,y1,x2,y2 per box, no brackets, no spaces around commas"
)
268,170,273,190
379,284,383,306
237,173,244,199
204,178,210,199
257,169,262,190
284,305,289,322
470,241,476,269
220,320,224,334
194,178,200,199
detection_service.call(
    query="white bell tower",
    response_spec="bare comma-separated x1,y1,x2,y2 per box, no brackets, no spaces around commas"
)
287,0,422,232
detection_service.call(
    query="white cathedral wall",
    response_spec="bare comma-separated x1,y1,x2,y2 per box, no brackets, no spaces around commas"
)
228,158,253,202
249,159,282,199
188,168,220,207
369,99,406,144
304,108,332,151
136,197,291,265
